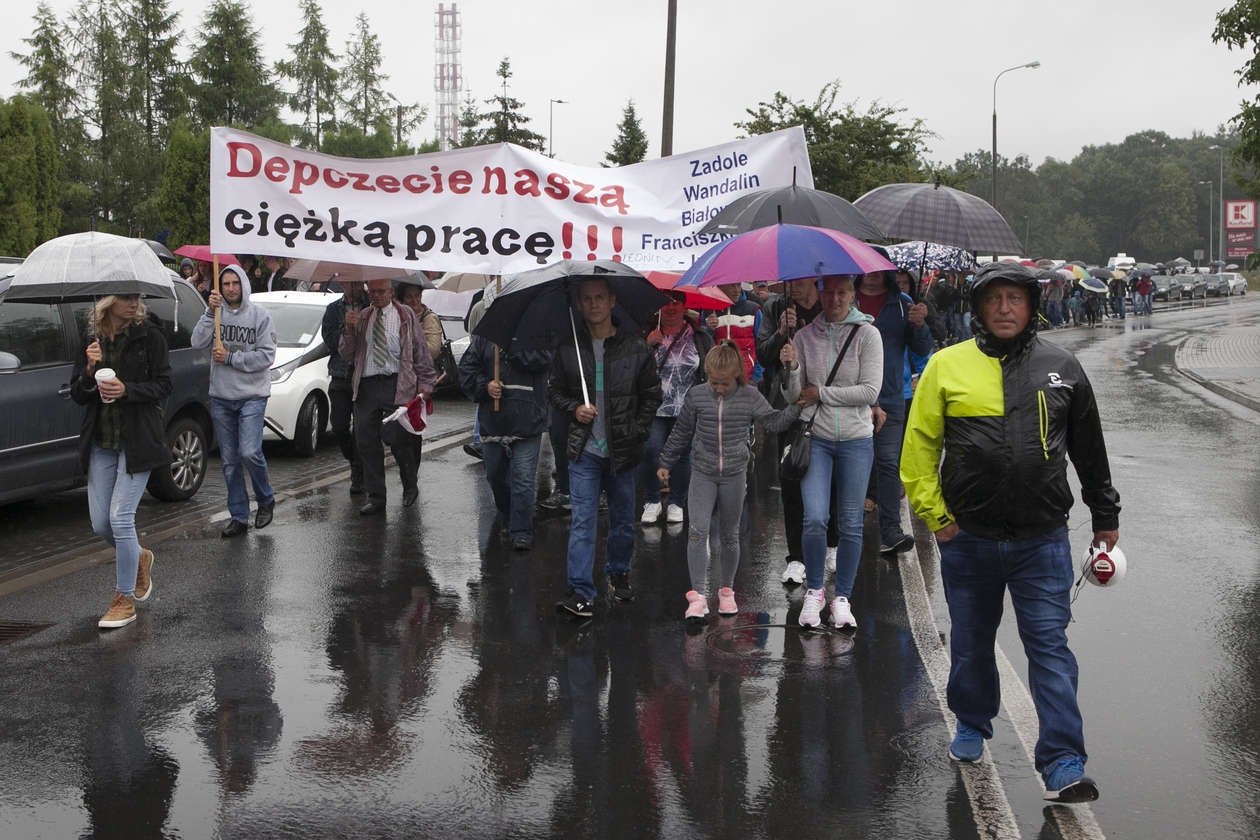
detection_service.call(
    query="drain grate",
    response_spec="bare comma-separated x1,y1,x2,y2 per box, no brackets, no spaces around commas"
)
0,620,54,645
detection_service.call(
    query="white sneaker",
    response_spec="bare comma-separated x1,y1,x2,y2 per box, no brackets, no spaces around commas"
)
641,502,662,524
829,596,857,629
826,546,837,573
666,503,685,523
781,560,806,585
799,588,825,628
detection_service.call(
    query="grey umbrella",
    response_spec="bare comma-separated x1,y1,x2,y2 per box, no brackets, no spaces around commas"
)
143,239,176,265
697,175,885,240
853,180,1024,254
4,231,176,301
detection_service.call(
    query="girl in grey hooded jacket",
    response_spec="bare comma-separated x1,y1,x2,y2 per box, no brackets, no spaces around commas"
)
658,343,801,622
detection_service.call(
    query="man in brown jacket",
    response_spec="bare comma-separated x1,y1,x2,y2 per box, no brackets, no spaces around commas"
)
339,276,436,514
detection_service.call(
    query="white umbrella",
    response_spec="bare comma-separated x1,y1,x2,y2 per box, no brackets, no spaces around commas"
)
285,259,408,288
5,232,176,300
422,288,478,319
435,271,494,292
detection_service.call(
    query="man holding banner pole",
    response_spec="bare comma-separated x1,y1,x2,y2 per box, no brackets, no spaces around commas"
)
339,275,436,515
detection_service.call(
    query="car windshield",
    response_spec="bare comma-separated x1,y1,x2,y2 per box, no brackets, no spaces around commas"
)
255,302,323,348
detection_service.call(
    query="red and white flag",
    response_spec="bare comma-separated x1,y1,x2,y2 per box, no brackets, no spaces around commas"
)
384,395,433,436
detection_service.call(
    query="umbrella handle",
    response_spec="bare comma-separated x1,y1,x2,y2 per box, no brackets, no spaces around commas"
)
212,256,223,353
569,308,591,408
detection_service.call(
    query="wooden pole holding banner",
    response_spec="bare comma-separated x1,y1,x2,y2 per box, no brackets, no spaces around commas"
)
212,256,223,353
492,274,501,412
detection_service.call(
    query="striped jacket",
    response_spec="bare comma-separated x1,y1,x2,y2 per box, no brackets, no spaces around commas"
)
709,293,763,383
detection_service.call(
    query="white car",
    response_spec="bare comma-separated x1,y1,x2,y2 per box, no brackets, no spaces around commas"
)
1221,272,1248,296
252,291,336,456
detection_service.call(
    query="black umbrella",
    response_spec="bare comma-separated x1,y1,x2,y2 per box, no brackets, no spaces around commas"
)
1088,267,1112,279
696,172,885,240
853,179,1024,254
474,260,666,407
143,239,176,265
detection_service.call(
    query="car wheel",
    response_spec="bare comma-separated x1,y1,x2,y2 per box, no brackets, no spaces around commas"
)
293,392,325,457
148,417,208,501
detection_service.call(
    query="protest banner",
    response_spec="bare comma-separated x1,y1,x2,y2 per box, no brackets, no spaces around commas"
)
209,126,812,275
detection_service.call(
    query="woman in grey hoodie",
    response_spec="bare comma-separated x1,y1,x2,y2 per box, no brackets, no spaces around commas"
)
781,275,883,631
658,343,801,622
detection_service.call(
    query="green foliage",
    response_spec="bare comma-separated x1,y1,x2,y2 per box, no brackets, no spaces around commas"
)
189,0,279,128
736,81,935,199
0,97,62,254
604,100,648,167
1213,1,1260,193
460,58,545,151
276,0,339,149
340,12,387,136
320,120,395,158
155,118,208,249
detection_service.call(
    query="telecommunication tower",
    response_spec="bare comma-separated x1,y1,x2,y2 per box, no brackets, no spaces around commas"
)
434,3,462,150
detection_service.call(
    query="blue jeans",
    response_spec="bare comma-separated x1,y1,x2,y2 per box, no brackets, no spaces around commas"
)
482,434,542,539
641,415,690,506
801,436,873,594
87,446,151,596
951,311,971,341
938,526,1085,773
210,396,275,523
566,451,636,599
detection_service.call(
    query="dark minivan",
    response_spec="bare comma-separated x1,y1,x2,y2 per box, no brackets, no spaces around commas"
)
0,276,213,505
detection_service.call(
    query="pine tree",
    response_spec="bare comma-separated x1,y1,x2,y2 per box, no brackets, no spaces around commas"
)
604,100,648,166
119,0,186,149
340,12,387,136
189,0,279,128
276,0,338,149
453,92,482,148
476,58,545,151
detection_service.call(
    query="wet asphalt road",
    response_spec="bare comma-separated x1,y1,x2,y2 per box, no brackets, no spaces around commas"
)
0,296,1257,839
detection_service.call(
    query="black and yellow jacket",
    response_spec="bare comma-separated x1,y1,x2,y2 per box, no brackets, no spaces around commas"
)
900,335,1121,541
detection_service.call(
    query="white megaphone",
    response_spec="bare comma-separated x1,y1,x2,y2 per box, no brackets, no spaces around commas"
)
1082,542,1127,588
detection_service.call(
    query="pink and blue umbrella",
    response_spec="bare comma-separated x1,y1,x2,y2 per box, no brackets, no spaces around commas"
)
674,224,895,288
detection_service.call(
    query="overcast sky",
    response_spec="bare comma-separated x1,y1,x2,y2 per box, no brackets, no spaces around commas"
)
0,0,1252,174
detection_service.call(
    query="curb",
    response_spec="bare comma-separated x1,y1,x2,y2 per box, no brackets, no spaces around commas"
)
0,427,474,599
1173,364,1260,414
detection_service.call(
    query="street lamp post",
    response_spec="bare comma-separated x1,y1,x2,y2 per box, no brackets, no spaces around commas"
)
992,60,1041,212
1199,180,1213,265
1210,144,1225,266
549,98,567,158
1022,215,1031,255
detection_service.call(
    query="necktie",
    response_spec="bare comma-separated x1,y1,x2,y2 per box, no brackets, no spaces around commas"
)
372,309,388,368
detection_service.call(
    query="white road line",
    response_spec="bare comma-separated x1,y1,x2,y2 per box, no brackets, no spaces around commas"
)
900,501,1107,840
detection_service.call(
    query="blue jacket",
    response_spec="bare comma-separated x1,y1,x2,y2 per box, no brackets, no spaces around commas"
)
859,273,933,416
904,346,931,400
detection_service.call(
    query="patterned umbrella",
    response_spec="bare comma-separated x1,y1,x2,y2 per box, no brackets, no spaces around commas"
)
885,240,976,274
1061,264,1089,281
853,181,1024,253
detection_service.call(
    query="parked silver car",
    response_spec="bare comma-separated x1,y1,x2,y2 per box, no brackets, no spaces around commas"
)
1220,272,1248,295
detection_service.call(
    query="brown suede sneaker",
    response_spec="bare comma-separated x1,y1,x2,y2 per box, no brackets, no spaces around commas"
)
98,592,136,629
134,549,154,602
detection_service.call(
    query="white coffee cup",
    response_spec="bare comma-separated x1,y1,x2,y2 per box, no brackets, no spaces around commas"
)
95,367,118,403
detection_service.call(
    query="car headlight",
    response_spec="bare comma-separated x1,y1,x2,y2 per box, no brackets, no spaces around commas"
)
270,358,301,384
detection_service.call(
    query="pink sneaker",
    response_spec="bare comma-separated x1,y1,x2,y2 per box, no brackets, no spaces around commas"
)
684,590,709,623
717,587,738,616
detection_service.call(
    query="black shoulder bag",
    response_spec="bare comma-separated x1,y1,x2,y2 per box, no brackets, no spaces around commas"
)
779,325,860,482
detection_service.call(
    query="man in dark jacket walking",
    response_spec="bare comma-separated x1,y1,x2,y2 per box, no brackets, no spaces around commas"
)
322,283,366,494
549,277,661,617
459,335,553,550
901,261,1121,804
856,257,933,556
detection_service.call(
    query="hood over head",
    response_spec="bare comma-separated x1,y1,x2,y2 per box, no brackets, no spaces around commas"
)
969,261,1041,357
218,264,251,309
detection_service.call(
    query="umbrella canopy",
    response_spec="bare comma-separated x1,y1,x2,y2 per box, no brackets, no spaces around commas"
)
1088,267,1112,279
1080,276,1108,293
143,239,176,265
473,260,666,351
675,224,895,288
1067,259,1088,268
436,271,494,292
1134,262,1156,271
1061,264,1089,281
422,288,479,320
1034,269,1060,285
172,245,240,267
885,241,976,274
696,182,885,240
1168,256,1192,267
5,231,176,301
852,181,1023,253
285,259,407,289
1110,270,1127,280
1035,258,1057,268
392,271,437,291
645,271,733,311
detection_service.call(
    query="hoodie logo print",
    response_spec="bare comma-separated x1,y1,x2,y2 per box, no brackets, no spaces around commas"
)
1046,372,1072,390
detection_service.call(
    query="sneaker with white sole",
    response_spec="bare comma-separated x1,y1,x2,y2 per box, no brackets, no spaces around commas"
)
665,503,685,523
98,592,136,629
825,546,837,573
781,560,806,585
1042,756,1099,803
829,595,857,629
717,587,738,615
641,502,662,524
879,533,915,555
949,723,985,762
798,588,825,628
684,590,709,623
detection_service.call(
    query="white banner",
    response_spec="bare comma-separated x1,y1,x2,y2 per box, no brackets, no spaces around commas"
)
209,126,812,275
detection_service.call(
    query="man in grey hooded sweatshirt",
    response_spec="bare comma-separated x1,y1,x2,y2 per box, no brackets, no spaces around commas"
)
191,265,278,537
